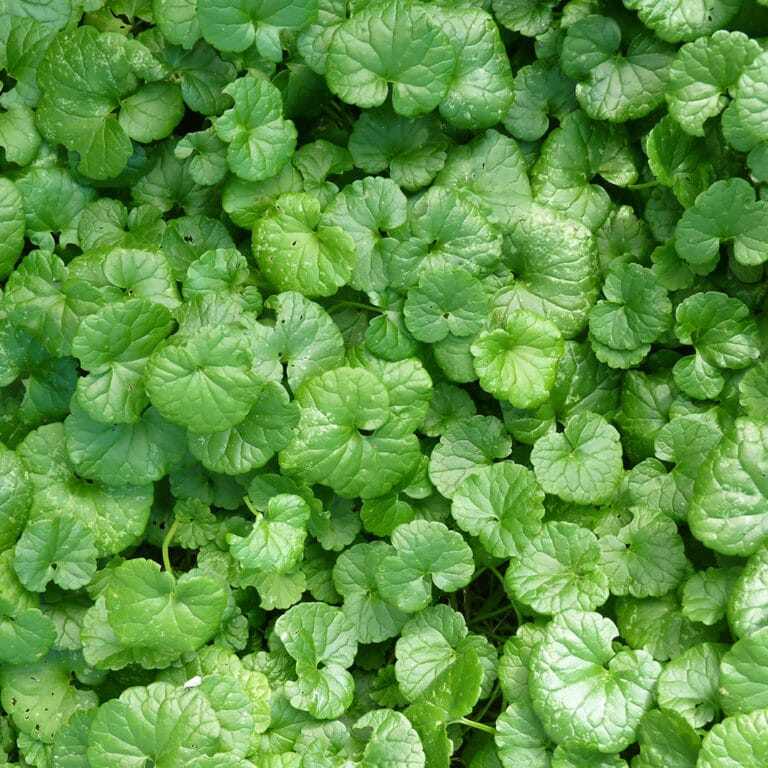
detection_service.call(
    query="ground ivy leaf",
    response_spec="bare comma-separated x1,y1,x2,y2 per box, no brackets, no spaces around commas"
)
17,423,153,557
64,403,186,486
333,541,408,644
622,0,742,43
0,608,56,665
698,708,768,768
657,643,723,728
280,366,421,499
690,419,768,557
253,192,356,298
326,0,456,116
530,610,661,753
562,15,673,123
14,512,97,592
229,493,310,575
105,558,228,655
506,520,609,614
188,381,299,475
145,325,263,434
667,30,761,136
428,414,512,498
471,309,564,410
213,75,297,182
531,411,623,504
451,461,544,559
377,521,474,613
274,601,357,719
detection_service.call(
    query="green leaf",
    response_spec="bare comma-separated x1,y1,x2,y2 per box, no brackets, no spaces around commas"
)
690,419,768,557
1,657,97,743
589,263,672,351
213,76,297,182
326,0,456,116
599,507,688,598
532,111,636,230
145,325,263,434
175,130,229,187
504,60,576,142
491,202,599,338
119,82,185,143
698,709,768,768
35,27,137,179
64,403,186,486
274,601,357,719
87,682,220,768
188,381,299,475
377,520,474,613
354,709,426,768
495,700,550,768
428,414,512,498
404,268,487,343
280,366,421,499
529,610,661,753
0,179,25,281
394,605,484,707
451,461,544,559
3,250,98,358
72,297,174,424
682,566,739,626
229,493,310,574
17,423,153,557
493,0,557,37
676,179,768,271
729,545,768,638
435,129,531,225
436,5,514,129
323,176,407,292
622,0,743,43
531,411,623,504
506,521,609,614
198,0,318,55
348,104,449,192
14,512,97,592
471,309,564,409
0,609,56,665
562,16,673,123
716,630,768,716
634,709,700,768
667,30,761,136
105,558,228,656
333,541,408,644
253,192,356,298
0,443,31,551
616,594,718,662
657,642,723,728
723,50,768,152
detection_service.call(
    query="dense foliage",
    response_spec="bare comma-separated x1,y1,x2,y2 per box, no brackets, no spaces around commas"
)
4,0,768,765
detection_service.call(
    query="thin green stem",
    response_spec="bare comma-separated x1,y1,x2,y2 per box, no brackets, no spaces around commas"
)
162,519,180,575
627,180,659,190
476,684,501,722
453,718,496,736
328,300,382,313
489,566,506,588
472,605,516,623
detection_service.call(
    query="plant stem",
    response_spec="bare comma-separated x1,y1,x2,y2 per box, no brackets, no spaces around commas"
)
627,180,659,190
454,718,496,735
162,519,179,575
328,300,382,313
489,566,506,588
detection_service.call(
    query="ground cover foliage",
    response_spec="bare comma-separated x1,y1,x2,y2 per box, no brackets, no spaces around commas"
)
3,0,768,765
